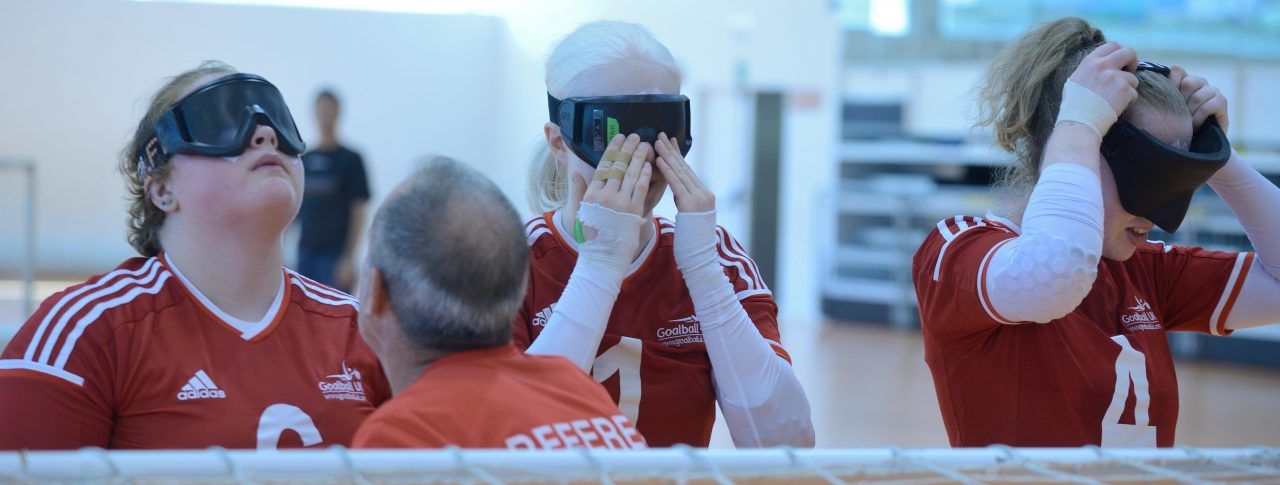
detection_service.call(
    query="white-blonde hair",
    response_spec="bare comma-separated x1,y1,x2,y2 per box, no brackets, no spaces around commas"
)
526,20,682,213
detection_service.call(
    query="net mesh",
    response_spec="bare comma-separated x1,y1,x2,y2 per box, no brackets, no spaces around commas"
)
2,447,1277,484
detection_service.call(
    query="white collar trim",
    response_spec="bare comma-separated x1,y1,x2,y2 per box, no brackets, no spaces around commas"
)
163,254,285,340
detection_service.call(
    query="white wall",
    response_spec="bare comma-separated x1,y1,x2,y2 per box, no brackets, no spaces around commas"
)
0,0,507,274
0,0,842,320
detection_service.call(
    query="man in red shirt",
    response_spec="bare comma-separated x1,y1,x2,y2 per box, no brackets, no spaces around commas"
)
352,158,643,449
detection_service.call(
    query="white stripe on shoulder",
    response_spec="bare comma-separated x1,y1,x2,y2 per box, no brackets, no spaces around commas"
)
292,275,358,305
976,239,1017,325
25,258,160,361
718,254,758,291
716,227,768,290
715,234,761,290
287,270,356,301
0,359,85,386
1209,252,1249,336
36,261,166,365
524,218,543,231
525,220,548,235
1147,239,1174,253
735,288,773,300
937,219,957,241
721,228,766,288
527,227,552,245
932,217,993,282
658,218,675,234
54,270,173,370
289,276,359,310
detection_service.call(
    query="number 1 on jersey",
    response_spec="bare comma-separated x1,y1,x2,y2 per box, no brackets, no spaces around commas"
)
1101,335,1156,447
593,337,642,426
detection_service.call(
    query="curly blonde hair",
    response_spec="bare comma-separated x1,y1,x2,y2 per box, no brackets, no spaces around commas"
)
120,60,237,256
977,17,1189,198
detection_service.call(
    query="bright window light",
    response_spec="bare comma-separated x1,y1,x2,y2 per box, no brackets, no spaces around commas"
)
130,0,523,15
869,0,910,37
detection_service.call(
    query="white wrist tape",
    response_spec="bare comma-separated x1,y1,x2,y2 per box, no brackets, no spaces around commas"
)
578,202,645,245
577,202,645,275
1056,79,1118,139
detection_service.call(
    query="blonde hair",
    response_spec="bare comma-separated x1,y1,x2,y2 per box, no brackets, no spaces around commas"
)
977,17,1190,197
526,20,682,213
121,60,237,256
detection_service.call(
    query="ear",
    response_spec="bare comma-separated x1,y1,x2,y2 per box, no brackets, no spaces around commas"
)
366,266,392,319
543,122,569,166
144,175,178,213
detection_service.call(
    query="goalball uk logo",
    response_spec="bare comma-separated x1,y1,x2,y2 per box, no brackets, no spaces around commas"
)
657,315,703,347
317,360,367,402
1120,296,1161,331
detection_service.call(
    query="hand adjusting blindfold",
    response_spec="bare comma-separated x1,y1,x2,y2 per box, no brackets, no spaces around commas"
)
548,93,693,168
1100,61,1232,233
137,73,306,178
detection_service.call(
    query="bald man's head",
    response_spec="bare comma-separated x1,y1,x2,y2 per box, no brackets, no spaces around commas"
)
367,157,527,351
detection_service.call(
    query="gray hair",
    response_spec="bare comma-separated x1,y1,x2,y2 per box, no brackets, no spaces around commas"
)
368,156,528,351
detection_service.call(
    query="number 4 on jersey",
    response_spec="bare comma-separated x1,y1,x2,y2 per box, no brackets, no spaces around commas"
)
1101,335,1156,447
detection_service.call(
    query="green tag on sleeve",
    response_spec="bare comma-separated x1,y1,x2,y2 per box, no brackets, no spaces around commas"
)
606,117,620,142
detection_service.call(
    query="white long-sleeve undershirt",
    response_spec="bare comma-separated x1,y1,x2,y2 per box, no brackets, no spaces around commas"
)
985,163,1105,324
1208,152,1280,330
674,211,815,448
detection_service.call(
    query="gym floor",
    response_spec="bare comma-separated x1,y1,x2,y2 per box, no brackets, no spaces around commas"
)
706,319,1280,448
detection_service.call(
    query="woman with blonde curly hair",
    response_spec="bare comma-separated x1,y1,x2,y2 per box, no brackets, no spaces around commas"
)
914,17,1280,447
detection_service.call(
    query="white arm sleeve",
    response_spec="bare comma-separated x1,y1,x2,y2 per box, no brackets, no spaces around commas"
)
525,204,644,371
1208,153,1280,330
674,211,816,448
986,163,1104,324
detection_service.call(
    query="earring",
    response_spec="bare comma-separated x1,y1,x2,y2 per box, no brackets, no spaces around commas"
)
158,199,173,208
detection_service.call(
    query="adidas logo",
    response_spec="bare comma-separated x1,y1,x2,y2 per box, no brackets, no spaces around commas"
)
177,370,227,400
532,303,556,327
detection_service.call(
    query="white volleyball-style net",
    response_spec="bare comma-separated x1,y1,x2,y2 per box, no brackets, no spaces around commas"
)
1,447,1277,484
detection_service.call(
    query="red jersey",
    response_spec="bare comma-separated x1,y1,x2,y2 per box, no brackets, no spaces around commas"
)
0,254,391,450
914,215,1253,447
353,344,646,449
515,211,791,447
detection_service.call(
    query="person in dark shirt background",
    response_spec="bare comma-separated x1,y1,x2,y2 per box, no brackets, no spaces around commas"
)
297,89,369,292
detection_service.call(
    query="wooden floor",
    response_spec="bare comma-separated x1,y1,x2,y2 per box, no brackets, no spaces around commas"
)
708,319,1280,448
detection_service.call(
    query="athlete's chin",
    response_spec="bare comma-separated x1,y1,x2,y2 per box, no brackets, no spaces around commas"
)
253,178,302,206
1102,242,1138,262
230,192,300,229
